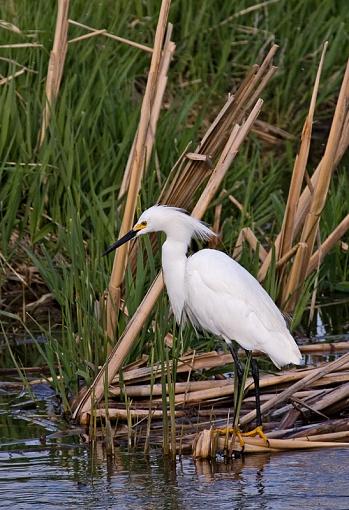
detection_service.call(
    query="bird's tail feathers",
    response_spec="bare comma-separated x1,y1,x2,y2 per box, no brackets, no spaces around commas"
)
268,333,302,369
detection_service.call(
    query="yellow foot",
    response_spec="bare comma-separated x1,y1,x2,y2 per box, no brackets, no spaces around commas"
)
242,426,270,447
214,427,246,448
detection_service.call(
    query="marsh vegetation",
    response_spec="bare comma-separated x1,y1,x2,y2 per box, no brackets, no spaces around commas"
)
0,0,349,460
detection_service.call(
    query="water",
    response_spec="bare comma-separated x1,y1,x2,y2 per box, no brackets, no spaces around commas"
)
1,406,349,510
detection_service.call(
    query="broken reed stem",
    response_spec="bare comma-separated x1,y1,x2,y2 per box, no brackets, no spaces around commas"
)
209,203,222,248
307,382,349,414
158,45,278,210
193,100,263,217
283,58,349,311
306,213,349,276
0,68,26,86
278,42,327,264
274,242,304,271
38,0,69,148
68,19,153,53
118,25,175,200
233,227,268,261
106,0,171,340
73,100,264,419
68,29,106,44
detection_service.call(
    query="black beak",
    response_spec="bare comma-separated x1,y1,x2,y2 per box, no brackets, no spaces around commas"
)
103,229,137,256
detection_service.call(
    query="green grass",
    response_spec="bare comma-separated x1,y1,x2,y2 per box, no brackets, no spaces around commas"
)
1,0,348,404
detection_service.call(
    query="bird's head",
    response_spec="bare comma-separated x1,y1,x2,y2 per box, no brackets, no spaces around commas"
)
103,204,215,256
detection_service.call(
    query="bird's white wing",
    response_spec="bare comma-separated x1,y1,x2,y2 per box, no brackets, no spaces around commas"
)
185,249,301,368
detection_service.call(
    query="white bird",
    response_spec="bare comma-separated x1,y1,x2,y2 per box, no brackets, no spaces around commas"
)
104,205,302,440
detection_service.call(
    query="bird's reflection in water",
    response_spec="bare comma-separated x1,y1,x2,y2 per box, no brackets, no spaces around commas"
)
195,453,270,509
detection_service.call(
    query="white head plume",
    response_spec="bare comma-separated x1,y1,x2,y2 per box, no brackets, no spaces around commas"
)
136,205,215,246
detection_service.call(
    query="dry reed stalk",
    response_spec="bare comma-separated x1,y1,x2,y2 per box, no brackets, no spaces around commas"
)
239,352,349,426
194,431,349,458
168,383,236,405
38,0,69,148
283,59,349,310
246,389,326,401
233,227,268,261
197,429,216,459
280,242,307,310
106,0,171,339
0,68,26,86
73,99,264,420
306,382,349,413
288,110,349,239
112,352,233,384
257,110,349,283
118,25,175,200
0,43,43,48
208,203,222,248
123,354,149,371
193,100,263,214
275,242,305,271
292,419,349,438
268,418,349,439
230,436,349,450
272,389,332,425
251,119,294,143
93,408,185,420
68,29,106,44
311,373,349,387
245,65,277,111
278,43,327,265
241,437,349,450
109,379,231,397
68,19,153,53
158,46,277,209
299,341,349,353
295,431,349,442
228,194,244,212
306,213,349,276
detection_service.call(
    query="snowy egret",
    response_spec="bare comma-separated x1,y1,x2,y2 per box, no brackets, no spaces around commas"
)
104,205,302,440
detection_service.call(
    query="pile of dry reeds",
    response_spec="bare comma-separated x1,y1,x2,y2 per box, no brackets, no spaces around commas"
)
77,345,349,458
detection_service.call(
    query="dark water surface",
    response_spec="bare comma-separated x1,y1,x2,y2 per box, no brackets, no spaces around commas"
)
1,407,349,510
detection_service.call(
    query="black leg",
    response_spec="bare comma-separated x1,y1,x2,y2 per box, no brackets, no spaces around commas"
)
227,341,244,429
227,342,243,384
251,356,262,428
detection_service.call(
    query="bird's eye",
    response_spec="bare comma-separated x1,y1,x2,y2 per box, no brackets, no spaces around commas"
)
141,221,147,227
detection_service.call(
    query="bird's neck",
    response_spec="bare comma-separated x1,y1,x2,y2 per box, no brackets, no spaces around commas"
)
161,238,188,324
